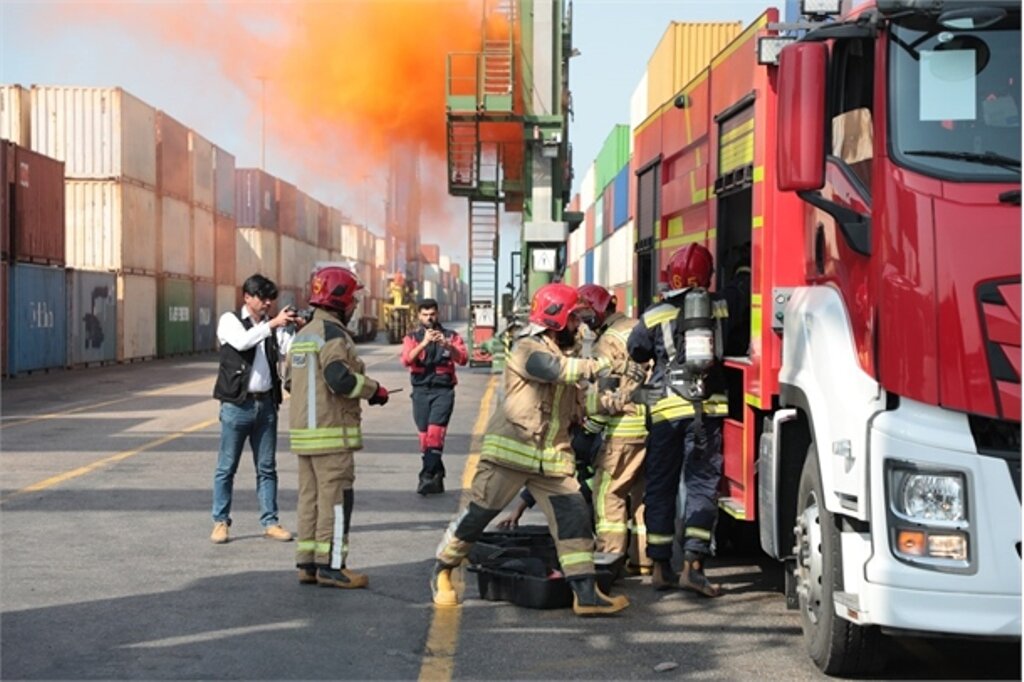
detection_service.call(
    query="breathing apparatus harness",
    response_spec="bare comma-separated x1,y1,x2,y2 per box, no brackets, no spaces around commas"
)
660,287,727,456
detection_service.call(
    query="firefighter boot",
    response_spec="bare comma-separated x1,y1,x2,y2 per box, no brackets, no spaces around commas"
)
651,560,677,591
678,552,721,597
297,563,318,585
569,576,629,617
430,560,464,607
316,566,369,589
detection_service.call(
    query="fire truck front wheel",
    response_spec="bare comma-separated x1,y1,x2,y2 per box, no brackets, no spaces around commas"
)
795,448,883,676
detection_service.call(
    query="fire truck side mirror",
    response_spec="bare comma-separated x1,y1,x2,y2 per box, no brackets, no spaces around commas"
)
777,42,827,192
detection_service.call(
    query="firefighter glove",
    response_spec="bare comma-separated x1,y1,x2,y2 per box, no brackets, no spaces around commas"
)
368,385,390,406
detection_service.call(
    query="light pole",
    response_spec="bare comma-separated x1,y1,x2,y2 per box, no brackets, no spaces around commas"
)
256,75,269,170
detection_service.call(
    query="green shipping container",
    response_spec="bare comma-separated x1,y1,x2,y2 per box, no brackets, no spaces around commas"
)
158,278,194,356
595,124,630,192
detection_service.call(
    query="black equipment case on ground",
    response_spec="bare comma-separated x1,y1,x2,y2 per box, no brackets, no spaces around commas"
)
467,525,624,609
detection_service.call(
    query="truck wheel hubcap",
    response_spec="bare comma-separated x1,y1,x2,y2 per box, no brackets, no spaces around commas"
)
795,491,825,626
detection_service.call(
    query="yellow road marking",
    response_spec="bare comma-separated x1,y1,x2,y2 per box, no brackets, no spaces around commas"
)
419,375,497,682
0,376,214,430
0,417,218,503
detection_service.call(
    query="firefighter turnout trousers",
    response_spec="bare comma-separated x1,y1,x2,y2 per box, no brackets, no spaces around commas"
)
295,451,356,569
436,460,597,578
644,416,723,560
592,437,648,565
412,386,456,475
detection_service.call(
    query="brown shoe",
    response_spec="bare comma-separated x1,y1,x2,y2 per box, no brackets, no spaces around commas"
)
263,525,293,542
651,561,677,591
678,557,721,597
317,567,369,589
210,522,229,544
298,566,318,585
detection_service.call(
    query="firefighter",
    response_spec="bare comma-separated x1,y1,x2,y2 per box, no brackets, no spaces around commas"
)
401,298,468,495
431,283,631,616
627,244,729,597
576,284,652,576
287,265,390,589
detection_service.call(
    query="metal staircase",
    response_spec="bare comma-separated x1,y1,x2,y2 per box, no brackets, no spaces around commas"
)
468,192,500,367
448,119,478,195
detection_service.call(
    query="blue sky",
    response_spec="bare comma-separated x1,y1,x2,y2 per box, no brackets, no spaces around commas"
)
1,0,770,285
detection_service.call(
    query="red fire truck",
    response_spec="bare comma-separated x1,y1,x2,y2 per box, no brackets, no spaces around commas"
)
631,0,1020,674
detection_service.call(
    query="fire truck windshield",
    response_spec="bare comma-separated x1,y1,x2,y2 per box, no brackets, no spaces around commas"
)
889,13,1021,182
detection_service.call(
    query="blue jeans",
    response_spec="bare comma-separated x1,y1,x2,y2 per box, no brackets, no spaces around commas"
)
212,396,280,527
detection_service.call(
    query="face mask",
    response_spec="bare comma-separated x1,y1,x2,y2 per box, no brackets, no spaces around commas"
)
555,326,576,349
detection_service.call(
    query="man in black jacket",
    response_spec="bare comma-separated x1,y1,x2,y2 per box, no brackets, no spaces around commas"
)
210,274,301,544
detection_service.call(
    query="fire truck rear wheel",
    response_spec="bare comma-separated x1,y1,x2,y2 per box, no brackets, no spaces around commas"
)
795,447,883,676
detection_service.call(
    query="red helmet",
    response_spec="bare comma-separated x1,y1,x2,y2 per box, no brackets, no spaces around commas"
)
529,282,585,331
309,266,363,314
577,284,615,327
662,244,713,294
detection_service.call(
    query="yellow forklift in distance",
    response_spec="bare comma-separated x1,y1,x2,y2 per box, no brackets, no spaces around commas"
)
381,272,415,344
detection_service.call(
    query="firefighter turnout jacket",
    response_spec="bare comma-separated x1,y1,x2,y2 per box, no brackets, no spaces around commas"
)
627,300,729,423
583,312,648,442
480,332,613,476
287,308,381,453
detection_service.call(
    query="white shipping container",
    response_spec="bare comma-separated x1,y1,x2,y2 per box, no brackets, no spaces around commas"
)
609,221,635,286
422,279,437,300
160,196,192,277
189,131,214,209
580,162,596,211
341,223,363,262
193,207,215,280
66,179,158,273
0,85,31,146
279,235,302,288
594,240,608,287
630,72,649,138
375,237,386,270
117,273,157,360
216,283,237,321
236,227,279,283
440,255,451,273
32,86,156,186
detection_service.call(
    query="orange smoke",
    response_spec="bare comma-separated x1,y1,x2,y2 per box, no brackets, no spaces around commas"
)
52,0,485,241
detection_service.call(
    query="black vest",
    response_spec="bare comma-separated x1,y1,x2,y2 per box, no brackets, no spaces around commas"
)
213,312,282,405
408,325,457,388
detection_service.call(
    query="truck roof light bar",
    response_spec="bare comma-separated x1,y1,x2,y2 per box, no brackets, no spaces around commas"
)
758,36,799,65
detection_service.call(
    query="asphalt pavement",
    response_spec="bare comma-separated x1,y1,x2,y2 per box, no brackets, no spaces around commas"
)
1,328,1019,680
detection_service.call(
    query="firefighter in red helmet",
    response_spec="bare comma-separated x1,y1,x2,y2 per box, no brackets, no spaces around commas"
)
626,244,730,597
432,283,631,616
288,265,390,588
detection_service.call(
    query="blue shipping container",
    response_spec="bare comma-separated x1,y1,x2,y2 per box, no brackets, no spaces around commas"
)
613,166,630,229
194,280,216,352
67,269,117,366
585,251,594,284
9,263,67,374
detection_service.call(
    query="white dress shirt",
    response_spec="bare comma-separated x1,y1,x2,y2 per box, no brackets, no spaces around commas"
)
216,307,294,393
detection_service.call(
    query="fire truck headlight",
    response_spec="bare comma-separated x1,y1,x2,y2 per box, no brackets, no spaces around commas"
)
891,470,966,523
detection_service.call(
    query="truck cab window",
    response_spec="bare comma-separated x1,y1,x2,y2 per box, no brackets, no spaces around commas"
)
829,38,875,190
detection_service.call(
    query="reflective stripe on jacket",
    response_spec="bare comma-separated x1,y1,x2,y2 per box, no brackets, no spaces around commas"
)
480,333,611,475
584,313,649,442
287,309,379,454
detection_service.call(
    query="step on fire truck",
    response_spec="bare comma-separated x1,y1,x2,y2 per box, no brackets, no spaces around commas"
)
632,0,1020,674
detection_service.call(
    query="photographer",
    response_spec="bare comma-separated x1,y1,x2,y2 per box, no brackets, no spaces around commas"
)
210,273,301,545
401,299,468,495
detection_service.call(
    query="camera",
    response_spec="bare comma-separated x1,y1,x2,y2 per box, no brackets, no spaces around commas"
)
285,305,315,323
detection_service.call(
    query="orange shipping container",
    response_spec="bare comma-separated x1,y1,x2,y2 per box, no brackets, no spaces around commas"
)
9,143,65,266
155,112,189,201
646,22,742,116
214,214,236,286
420,243,440,265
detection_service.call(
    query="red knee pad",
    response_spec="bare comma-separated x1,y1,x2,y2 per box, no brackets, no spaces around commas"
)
418,432,428,452
425,425,447,450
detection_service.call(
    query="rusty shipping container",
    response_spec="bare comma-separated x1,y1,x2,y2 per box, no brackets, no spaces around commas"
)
420,243,440,265
214,214,236,286
65,180,158,273
193,206,215,281
31,86,157,186
213,146,235,217
0,142,9,260
0,85,31,146
234,168,277,230
155,111,189,201
302,195,319,245
275,179,304,240
118,273,157,361
7,144,65,266
279,234,309,289
159,195,192,277
189,130,214,210
67,269,117,366
646,22,742,116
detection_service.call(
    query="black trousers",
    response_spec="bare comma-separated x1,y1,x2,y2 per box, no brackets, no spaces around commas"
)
412,386,456,475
